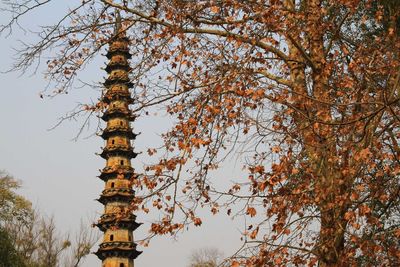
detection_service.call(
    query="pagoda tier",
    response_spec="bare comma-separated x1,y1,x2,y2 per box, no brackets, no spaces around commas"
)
95,14,141,266
105,35,131,57
102,84,134,104
105,57,131,73
101,110,136,122
100,126,137,139
106,38,132,60
97,187,135,205
103,71,133,88
98,166,135,182
95,242,141,261
99,144,138,159
96,213,142,232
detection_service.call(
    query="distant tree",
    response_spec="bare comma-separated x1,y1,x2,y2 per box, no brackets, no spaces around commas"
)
5,210,98,267
0,227,26,267
63,220,99,267
0,171,31,267
188,247,224,267
0,171,98,267
0,171,32,224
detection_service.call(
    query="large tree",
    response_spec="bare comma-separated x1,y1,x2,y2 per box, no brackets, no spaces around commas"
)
2,0,400,266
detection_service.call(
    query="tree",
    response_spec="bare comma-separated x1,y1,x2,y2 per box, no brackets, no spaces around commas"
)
2,1,400,266
5,210,98,267
0,171,32,224
0,172,98,267
0,228,26,267
188,247,224,267
63,220,99,267
0,171,31,267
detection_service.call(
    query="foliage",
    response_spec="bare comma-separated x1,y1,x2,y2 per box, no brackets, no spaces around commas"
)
2,0,400,266
0,227,26,267
0,171,32,224
0,171,98,267
4,211,98,267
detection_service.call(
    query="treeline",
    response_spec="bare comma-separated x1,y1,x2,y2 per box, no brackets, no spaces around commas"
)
0,171,98,267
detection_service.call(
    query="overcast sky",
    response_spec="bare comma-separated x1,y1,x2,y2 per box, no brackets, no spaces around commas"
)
0,2,246,266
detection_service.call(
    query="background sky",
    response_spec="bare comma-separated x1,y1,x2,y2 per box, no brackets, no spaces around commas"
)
0,2,246,266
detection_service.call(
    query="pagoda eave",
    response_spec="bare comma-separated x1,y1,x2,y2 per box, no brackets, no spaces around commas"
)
104,79,133,88
110,36,130,43
99,149,138,160
106,50,132,59
101,109,136,121
105,64,131,73
97,191,135,205
95,243,141,260
96,219,142,232
100,129,137,140
102,95,134,104
98,166,135,181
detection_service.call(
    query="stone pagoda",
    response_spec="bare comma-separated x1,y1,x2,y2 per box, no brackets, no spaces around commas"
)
95,14,141,267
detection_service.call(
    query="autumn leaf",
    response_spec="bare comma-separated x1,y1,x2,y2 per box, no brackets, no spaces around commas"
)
355,148,372,161
210,6,220,14
358,205,371,216
249,227,259,239
344,211,354,221
394,229,400,238
250,165,264,174
350,192,359,201
258,181,267,191
291,168,299,175
193,217,202,226
211,207,218,215
274,257,283,265
271,146,281,153
187,117,197,125
246,207,257,217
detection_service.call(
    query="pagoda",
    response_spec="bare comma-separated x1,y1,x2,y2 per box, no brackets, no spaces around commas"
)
95,14,141,267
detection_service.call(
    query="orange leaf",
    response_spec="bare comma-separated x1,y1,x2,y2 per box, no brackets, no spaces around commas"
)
394,229,400,238
210,6,220,14
246,207,257,217
249,227,259,239
193,217,202,226
274,257,282,265
271,145,281,153
258,181,267,191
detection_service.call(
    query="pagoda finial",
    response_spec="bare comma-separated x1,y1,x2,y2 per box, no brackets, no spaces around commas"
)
114,9,123,37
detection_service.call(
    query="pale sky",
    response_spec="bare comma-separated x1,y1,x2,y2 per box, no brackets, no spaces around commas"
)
0,2,245,266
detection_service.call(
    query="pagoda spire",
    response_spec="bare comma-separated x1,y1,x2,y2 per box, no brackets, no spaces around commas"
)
95,12,141,267
115,9,122,35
